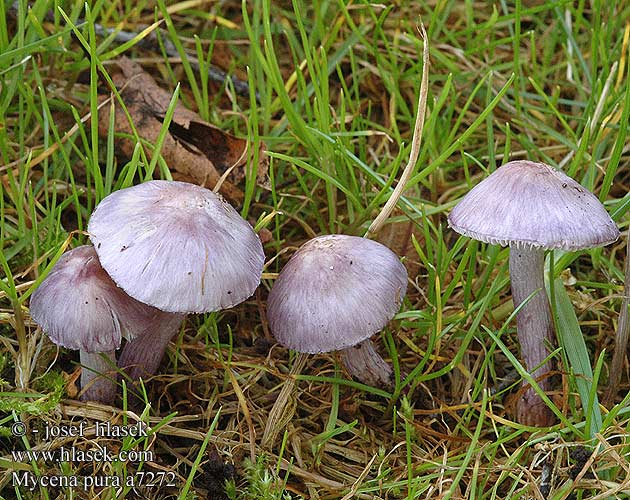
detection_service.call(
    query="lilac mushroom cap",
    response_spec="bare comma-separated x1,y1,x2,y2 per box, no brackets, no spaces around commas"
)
447,160,619,250
88,180,265,313
267,234,408,354
29,246,173,352
29,245,180,402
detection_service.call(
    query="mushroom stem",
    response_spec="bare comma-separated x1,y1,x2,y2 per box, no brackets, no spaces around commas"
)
340,340,394,390
118,314,185,381
509,247,556,426
79,350,117,403
604,233,630,406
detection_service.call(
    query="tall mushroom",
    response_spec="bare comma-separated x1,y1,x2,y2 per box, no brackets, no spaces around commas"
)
267,234,407,389
29,246,182,403
87,180,265,379
448,160,619,426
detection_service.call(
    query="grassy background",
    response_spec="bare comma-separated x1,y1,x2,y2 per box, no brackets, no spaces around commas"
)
2,0,630,498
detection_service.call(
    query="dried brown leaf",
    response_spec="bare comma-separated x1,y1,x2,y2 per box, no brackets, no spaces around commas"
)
376,213,423,277
98,57,268,203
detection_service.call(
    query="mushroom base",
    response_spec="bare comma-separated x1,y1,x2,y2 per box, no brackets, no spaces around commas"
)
341,339,394,390
516,378,556,427
79,350,117,403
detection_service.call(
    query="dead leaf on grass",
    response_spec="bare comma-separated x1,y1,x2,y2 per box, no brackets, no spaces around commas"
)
98,57,268,204
64,366,81,399
376,212,423,277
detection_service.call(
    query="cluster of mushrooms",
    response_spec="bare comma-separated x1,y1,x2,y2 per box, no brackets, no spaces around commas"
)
30,181,265,402
30,160,620,427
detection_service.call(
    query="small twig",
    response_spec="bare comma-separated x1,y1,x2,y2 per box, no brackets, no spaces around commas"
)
340,453,378,500
213,116,250,194
366,22,430,237
226,369,257,463
261,353,307,449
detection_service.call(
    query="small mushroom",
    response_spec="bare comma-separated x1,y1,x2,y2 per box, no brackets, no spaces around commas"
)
267,234,408,389
448,160,619,426
29,246,182,403
87,180,265,379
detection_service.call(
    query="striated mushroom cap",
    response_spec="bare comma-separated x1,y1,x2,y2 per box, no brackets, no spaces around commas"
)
88,180,265,313
267,234,408,353
30,245,176,353
448,161,620,250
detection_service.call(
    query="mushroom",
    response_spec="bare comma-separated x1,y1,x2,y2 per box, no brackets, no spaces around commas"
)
87,180,265,379
29,245,183,403
448,160,619,426
267,234,408,389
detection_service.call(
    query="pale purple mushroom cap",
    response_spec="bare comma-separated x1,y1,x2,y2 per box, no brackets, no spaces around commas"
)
267,234,408,353
447,161,620,250
88,180,265,313
30,245,176,353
